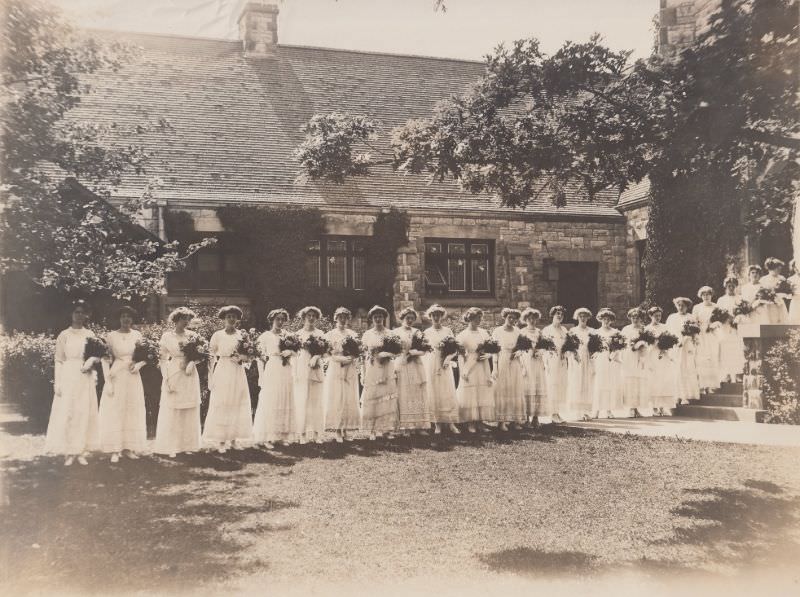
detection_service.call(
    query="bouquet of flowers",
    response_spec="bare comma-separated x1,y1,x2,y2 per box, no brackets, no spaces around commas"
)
476,338,501,356
437,336,464,364
733,300,754,317
372,334,403,363
132,337,159,365
533,336,556,355
631,329,656,351
180,335,209,363
233,328,262,362
340,335,364,359
774,279,792,295
512,333,533,356
303,335,332,357
755,287,777,305
560,332,582,358
709,307,733,328
607,332,627,353
681,319,702,338
278,333,302,366
82,336,109,372
587,333,606,356
656,332,679,356
408,331,433,360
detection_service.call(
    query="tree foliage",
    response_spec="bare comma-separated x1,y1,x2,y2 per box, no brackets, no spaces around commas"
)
0,0,211,302
296,0,798,222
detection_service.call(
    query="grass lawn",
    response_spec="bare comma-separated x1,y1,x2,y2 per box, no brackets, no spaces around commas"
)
1,425,799,596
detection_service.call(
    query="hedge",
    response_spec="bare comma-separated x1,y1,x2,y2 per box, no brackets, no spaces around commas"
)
762,329,800,425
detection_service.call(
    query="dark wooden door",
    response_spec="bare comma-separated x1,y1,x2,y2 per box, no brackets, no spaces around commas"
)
557,261,599,324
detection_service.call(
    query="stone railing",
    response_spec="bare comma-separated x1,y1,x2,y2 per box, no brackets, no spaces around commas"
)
739,324,800,411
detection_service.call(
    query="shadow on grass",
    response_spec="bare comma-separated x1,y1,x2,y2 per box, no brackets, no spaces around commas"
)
480,548,598,577
0,453,298,594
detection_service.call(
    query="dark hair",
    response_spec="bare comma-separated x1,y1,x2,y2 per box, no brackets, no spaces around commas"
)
71,299,91,314
118,305,139,320
217,305,244,320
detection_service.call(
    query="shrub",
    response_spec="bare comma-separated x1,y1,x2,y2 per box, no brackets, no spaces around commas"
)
762,329,800,425
0,332,57,430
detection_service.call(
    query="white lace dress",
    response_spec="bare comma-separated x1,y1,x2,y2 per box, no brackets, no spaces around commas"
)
692,303,721,390
203,330,253,444
360,328,400,434
715,295,745,381
393,326,432,430
423,326,460,424
491,326,527,423
294,328,327,436
323,328,361,432
455,328,495,423
620,324,651,412
253,330,296,443
591,327,624,415
566,326,594,419
98,330,147,453
666,313,700,401
541,324,569,415
520,326,548,417
645,323,677,411
45,327,100,455
154,331,202,454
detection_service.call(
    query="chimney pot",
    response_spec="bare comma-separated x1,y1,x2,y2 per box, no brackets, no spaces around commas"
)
238,2,279,59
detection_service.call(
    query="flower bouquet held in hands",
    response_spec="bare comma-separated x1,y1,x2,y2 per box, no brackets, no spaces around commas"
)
587,333,606,356
533,336,556,356
82,336,109,372
681,320,702,339
512,333,533,357
180,335,209,364
631,329,656,351
407,331,433,361
560,332,582,359
733,300,754,318
775,279,792,296
233,328,262,363
303,335,332,358
371,333,403,363
754,287,777,306
607,332,627,353
656,332,679,357
278,333,302,366
437,336,464,365
709,307,734,328
476,338,501,358
132,337,159,367
340,335,364,359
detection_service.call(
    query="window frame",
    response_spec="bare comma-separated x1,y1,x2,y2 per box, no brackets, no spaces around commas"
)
306,235,367,291
424,237,496,298
168,233,245,293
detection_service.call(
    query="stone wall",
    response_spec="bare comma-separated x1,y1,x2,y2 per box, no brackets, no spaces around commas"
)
160,207,634,329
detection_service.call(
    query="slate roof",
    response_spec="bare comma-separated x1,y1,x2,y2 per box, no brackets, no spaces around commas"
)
617,178,652,209
75,31,624,220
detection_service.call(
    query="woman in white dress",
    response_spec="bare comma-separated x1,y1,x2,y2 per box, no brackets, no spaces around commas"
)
324,307,361,443
456,307,495,433
740,265,764,324
520,308,548,426
759,257,790,324
491,308,527,431
788,260,800,324
155,307,203,457
541,306,569,423
716,276,745,383
46,300,101,465
692,286,721,394
99,306,147,462
253,309,296,448
203,306,253,452
423,304,460,435
360,305,400,440
592,308,624,419
294,306,327,444
394,307,433,435
666,297,700,404
620,307,650,418
566,307,594,422
645,306,675,416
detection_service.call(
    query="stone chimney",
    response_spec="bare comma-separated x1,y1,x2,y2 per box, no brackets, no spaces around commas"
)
238,2,279,59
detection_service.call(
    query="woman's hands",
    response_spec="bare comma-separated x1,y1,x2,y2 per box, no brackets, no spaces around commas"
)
80,357,98,374
280,350,294,359
185,361,196,375
378,351,395,360
309,355,322,369
478,353,490,361
129,361,146,374
408,349,425,358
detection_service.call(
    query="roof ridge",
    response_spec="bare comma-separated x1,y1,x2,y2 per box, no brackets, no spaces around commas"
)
83,27,485,65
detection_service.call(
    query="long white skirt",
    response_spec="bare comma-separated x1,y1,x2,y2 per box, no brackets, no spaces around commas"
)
203,357,253,444
566,352,593,418
254,358,296,443
424,352,460,424
324,360,361,431
154,358,202,454
673,341,700,401
98,360,147,453
457,357,495,423
716,324,744,382
494,350,527,423
695,330,720,389
523,353,549,417
592,354,623,414
361,359,399,434
621,349,651,412
45,360,100,455
544,354,569,415
648,348,676,411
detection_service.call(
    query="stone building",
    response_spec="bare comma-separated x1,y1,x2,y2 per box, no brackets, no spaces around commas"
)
67,2,642,327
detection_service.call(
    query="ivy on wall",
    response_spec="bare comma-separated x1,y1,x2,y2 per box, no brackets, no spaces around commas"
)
364,207,409,310
644,164,743,309
162,208,196,243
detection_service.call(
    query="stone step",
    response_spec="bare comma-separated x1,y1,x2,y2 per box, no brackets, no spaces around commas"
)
674,404,766,423
696,393,745,408
718,381,743,394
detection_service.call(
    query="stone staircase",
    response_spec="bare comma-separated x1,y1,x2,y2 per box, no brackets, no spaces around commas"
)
673,382,767,423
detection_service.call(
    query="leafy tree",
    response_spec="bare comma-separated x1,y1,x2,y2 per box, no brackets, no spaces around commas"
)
0,0,212,303
296,0,798,305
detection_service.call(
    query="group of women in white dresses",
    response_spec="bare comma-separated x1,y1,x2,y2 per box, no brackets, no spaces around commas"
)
43,258,799,464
